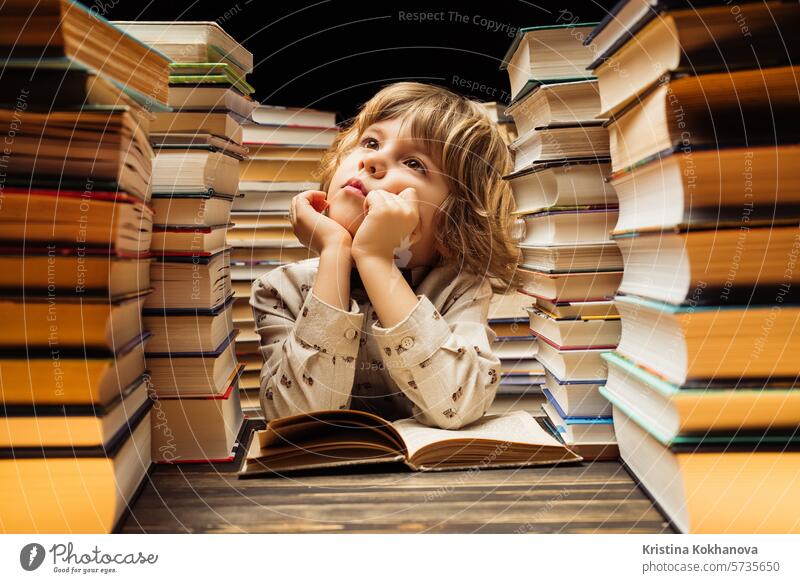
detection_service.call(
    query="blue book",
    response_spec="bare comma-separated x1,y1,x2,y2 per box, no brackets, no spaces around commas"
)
542,388,611,423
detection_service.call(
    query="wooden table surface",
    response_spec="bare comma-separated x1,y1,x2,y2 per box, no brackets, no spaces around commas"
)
118,419,674,534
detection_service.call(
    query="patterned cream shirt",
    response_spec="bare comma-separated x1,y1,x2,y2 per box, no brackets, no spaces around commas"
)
249,257,501,429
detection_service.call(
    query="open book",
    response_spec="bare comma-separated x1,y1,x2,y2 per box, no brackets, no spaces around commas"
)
238,409,582,476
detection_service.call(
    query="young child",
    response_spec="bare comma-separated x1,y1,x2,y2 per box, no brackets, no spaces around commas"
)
250,82,520,429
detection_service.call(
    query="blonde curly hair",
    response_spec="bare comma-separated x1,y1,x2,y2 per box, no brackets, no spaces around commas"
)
316,81,521,294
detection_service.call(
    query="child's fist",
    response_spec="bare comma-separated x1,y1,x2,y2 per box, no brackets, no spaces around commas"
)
290,190,352,254
351,187,421,262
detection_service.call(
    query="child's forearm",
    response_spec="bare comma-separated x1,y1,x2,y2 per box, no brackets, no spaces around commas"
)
354,255,419,328
312,244,353,311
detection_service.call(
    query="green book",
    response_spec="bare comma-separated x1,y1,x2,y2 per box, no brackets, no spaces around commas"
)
500,22,600,69
169,62,254,95
499,22,600,102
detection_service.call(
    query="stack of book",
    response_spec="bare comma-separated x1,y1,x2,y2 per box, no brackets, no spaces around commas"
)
117,21,250,462
587,0,800,532
233,104,338,412
501,22,620,460
487,292,545,416
0,0,170,532
474,99,545,415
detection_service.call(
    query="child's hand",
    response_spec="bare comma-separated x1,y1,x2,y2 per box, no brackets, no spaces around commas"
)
290,190,352,254
351,187,421,263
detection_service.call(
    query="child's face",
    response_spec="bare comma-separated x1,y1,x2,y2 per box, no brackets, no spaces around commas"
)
325,115,450,267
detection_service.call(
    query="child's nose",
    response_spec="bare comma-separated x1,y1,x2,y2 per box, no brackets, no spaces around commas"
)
358,152,386,179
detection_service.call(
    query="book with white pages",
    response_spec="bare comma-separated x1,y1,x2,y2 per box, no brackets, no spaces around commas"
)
238,181,320,192
500,24,598,102
506,159,615,215
543,369,610,418
499,376,546,388
226,226,301,249
509,126,609,174
251,105,336,128
229,213,291,229
146,248,231,310
167,86,256,118
499,358,544,375
540,402,617,461
534,298,617,319
114,21,254,76
489,394,544,414
505,79,605,136
230,246,313,264
535,340,609,383
233,321,259,343
518,207,618,246
242,123,337,147
519,242,623,273
152,148,240,196
152,133,248,158
151,373,245,464
516,267,622,302
230,262,280,281
152,112,244,144
239,409,581,475
488,291,534,320
151,223,230,254
234,182,320,212
150,192,233,226
493,337,538,360
143,295,235,353
527,306,621,350
145,330,240,397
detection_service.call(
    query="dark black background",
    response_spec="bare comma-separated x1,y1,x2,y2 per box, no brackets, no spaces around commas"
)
96,0,608,121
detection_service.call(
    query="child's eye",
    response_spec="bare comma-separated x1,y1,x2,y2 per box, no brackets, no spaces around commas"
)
405,158,427,174
360,137,379,149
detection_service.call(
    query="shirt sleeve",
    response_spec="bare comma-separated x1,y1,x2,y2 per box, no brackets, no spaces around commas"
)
249,269,365,420
369,276,500,429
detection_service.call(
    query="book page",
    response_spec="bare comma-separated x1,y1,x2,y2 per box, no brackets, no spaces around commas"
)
392,410,563,459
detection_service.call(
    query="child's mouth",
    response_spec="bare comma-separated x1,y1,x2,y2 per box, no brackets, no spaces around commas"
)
343,178,368,197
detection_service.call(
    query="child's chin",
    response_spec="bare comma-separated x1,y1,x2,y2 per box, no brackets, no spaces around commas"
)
328,210,364,237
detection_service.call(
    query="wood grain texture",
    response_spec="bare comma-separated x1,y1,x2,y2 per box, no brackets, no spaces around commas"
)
117,419,673,533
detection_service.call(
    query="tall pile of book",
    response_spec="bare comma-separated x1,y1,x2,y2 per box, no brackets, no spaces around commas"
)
486,292,545,415
471,101,545,415
116,21,250,462
232,105,337,413
586,0,800,532
500,22,620,460
0,0,170,532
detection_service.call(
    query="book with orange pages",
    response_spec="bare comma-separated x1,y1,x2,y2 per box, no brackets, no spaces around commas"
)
610,399,800,534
